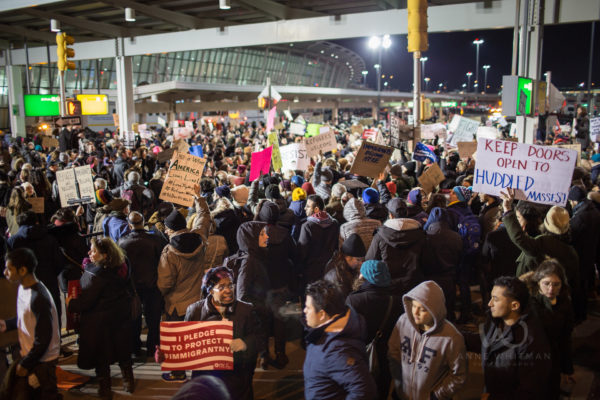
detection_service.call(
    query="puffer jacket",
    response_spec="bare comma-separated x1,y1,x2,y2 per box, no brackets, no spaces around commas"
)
339,198,381,250
388,281,467,400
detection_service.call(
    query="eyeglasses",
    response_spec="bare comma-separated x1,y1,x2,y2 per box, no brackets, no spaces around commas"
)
213,283,235,292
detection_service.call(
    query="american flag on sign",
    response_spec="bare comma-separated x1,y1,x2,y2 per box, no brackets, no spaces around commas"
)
160,321,234,371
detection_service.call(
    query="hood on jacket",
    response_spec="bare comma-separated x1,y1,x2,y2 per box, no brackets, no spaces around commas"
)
169,231,204,256
343,198,366,222
403,280,446,334
236,221,267,256
378,218,424,249
307,211,335,227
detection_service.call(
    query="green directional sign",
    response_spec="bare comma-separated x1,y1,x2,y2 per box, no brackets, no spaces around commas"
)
24,94,60,117
516,77,533,116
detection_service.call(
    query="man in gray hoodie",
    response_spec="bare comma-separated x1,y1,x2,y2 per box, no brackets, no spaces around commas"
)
388,280,467,400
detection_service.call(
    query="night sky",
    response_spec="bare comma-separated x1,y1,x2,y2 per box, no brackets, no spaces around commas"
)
332,22,600,92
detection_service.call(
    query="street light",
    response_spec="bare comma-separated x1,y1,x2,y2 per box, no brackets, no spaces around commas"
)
420,57,428,86
368,34,392,120
424,77,430,92
361,70,368,86
483,65,490,93
473,38,484,90
466,72,473,92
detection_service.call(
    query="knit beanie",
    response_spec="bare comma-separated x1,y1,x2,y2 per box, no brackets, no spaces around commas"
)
362,187,380,204
164,209,187,231
95,189,112,206
386,181,397,197
157,202,174,219
453,186,472,202
292,187,307,202
291,175,304,187
265,184,281,200
543,206,570,235
331,183,346,199
360,260,391,287
407,188,422,205
341,233,366,258
302,182,316,196
215,185,231,199
592,153,600,163
231,185,249,207
258,201,279,224
423,207,449,231
568,185,587,202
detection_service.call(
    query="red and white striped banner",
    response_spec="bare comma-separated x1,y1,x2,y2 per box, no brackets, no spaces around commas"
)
159,321,234,371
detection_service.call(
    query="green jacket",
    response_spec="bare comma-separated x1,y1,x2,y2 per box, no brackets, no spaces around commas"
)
503,210,580,289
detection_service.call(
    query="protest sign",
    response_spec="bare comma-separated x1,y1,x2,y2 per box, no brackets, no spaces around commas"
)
160,321,233,371
590,117,600,141
477,126,500,140
306,124,322,137
362,129,377,141
308,115,323,124
449,115,479,145
305,130,337,158
359,118,374,126
280,143,309,172
351,125,364,135
56,166,95,207
349,141,394,178
553,143,581,166
418,163,445,194
184,121,193,130
274,123,285,131
283,109,293,121
138,123,147,132
268,132,282,171
390,116,401,148
413,142,438,163
42,136,59,149
157,117,166,127
420,123,447,140
157,140,189,163
457,141,478,159
170,120,179,128
290,122,306,136
249,147,273,181
173,127,192,140
26,197,44,214
473,139,577,207
159,152,207,207
140,130,152,139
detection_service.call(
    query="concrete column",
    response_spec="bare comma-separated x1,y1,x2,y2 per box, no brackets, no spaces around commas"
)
332,102,339,124
371,106,378,120
6,64,26,138
115,55,135,136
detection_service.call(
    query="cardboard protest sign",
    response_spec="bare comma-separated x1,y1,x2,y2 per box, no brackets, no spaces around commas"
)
42,136,59,149
56,166,95,208
305,130,337,158
418,163,445,194
280,143,309,172
449,115,479,145
420,123,447,140
26,197,44,214
349,141,394,179
274,123,285,131
159,321,233,371
553,143,581,166
268,132,282,171
473,139,577,207
306,124,322,137
457,141,478,159
159,152,207,207
249,147,273,182
289,122,306,136
157,140,190,163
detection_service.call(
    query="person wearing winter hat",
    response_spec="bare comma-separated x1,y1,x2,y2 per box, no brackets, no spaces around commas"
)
406,188,429,226
157,185,212,383
567,184,600,321
302,182,316,196
362,187,388,223
339,198,382,251
102,198,131,243
359,260,391,287
324,233,366,297
289,188,307,241
385,181,397,197
290,175,304,190
257,201,279,225
95,188,112,206
500,187,581,319
388,280,467,400
215,185,231,200
312,160,334,203
325,183,347,225
231,185,249,207
264,184,281,200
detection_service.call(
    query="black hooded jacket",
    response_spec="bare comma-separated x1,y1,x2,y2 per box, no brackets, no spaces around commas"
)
235,222,271,306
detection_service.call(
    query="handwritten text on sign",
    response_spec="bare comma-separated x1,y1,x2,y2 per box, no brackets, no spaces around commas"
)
349,141,394,179
280,142,309,171
160,321,233,371
159,152,206,207
305,130,337,158
473,139,577,206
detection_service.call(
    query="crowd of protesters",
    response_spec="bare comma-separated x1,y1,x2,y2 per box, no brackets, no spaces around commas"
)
0,105,597,399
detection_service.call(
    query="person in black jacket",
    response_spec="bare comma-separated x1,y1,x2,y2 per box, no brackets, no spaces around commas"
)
66,238,134,399
324,233,366,298
211,197,241,255
362,188,388,224
118,211,168,359
346,261,402,400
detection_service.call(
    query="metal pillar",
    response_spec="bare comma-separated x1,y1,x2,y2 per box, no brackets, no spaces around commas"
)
376,47,382,120
116,55,135,135
413,51,421,146
24,40,30,94
587,21,596,114
46,43,53,93
6,47,25,138
511,0,521,75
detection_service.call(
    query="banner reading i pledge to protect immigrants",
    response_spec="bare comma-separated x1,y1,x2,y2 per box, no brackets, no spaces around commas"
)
473,139,577,207
160,321,234,371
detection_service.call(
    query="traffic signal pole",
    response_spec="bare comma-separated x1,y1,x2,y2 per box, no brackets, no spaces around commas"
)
59,70,66,117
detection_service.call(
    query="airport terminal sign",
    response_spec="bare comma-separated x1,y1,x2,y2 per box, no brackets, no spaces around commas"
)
473,139,577,206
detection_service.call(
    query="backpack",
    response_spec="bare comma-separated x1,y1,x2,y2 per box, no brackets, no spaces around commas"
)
121,188,142,212
457,213,481,255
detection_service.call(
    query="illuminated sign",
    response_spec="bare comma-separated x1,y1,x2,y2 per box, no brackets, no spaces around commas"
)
441,101,457,107
24,94,60,117
76,94,108,115
516,77,532,116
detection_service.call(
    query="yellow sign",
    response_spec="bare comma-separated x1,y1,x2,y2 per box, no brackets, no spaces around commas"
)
76,94,108,115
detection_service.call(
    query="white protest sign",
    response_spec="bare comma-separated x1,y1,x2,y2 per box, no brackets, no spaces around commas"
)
140,130,153,139
157,117,166,127
450,116,480,145
280,143,309,171
421,123,447,139
290,122,305,136
590,117,600,139
138,124,147,132
170,120,179,128
319,126,330,135
305,130,337,158
56,166,95,208
283,109,294,121
473,139,577,206
173,127,192,140
476,126,500,140
185,121,193,130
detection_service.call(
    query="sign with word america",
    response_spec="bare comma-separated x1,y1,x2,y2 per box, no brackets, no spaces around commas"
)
159,152,207,207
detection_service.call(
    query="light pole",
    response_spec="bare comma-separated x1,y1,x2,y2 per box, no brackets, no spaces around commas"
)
473,38,484,89
466,72,473,92
420,57,428,87
368,34,392,120
483,65,490,93
424,77,430,92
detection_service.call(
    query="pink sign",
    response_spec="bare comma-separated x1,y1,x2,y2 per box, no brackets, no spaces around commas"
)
159,321,234,371
362,128,377,140
266,106,277,132
250,146,273,181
